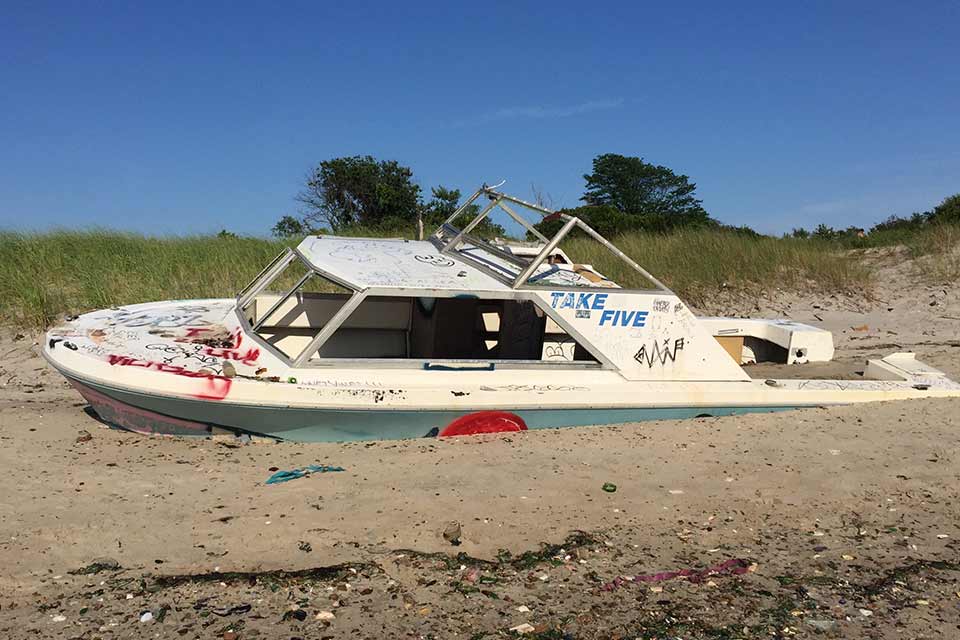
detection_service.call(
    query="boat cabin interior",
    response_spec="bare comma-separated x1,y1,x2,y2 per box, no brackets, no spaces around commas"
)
243,289,597,365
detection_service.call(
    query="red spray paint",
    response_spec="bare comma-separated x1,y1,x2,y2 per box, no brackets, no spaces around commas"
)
106,355,232,400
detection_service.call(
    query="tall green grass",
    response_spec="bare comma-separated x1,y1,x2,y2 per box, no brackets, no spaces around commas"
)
0,230,294,329
562,229,869,305
899,224,960,282
0,226,914,330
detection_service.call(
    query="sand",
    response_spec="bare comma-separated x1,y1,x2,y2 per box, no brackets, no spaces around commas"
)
1,251,958,639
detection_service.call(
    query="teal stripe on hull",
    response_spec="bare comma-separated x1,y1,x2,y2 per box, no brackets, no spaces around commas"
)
70,377,800,443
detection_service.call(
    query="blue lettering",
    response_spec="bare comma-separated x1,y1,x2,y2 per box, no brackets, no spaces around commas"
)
592,294,608,310
550,292,563,308
576,293,593,309
560,293,575,309
596,307,651,328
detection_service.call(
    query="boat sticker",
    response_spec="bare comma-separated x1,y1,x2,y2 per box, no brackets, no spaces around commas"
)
549,291,650,327
550,292,608,310
599,310,648,327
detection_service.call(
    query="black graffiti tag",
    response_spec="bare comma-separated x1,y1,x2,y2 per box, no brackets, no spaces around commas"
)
145,343,221,366
634,338,685,368
414,254,455,267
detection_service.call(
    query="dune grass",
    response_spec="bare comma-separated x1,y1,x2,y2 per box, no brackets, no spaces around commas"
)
0,227,879,330
0,231,295,329
561,229,869,305
900,224,960,282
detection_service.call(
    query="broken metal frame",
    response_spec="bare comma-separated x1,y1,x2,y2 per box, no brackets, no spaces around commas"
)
431,186,672,294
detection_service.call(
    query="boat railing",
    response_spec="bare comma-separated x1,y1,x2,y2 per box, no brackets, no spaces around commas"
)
430,185,670,293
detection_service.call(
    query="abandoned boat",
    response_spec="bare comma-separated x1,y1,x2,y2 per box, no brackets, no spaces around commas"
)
43,186,960,442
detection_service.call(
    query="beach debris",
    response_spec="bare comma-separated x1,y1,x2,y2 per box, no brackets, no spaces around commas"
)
222,631,239,640
602,482,617,493
806,618,837,632
316,611,335,621
264,464,345,484
212,604,251,616
214,435,243,448
859,608,873,617
600,558,755,591
510,623,536,634
298,541,312,553
69,557,121,575
221,361,237,378
139,611,153,623
282,609,307,622
75,429,93,444
852,324,869,332
51,614,66,622
443,521,462,546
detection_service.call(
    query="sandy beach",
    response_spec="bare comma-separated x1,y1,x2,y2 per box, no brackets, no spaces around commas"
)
1,252,958,639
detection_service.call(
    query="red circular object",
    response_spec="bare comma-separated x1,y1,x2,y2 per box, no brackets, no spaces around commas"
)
438,411,528,437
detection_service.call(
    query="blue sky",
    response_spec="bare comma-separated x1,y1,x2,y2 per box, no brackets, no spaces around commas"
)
1,1,957,236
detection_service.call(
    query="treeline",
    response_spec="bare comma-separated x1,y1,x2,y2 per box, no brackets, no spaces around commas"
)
272,154,958,245
273,153,722,240
789,194,960,243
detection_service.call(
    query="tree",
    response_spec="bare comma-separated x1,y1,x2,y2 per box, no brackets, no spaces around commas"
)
870,212,930,234
811,224,838,240
931,193,960,224
272,215,308,238
296,156,422,231
532,204,636,238
421,186,505,239
581,154,711,230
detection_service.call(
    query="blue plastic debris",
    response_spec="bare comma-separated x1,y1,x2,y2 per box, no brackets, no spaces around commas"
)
264,465,345,485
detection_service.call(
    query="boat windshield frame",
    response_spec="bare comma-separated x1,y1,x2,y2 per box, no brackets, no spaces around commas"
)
428,187,671,293
234,247,612,370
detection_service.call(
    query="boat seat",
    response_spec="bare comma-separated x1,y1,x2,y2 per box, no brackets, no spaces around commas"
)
497,301,545,360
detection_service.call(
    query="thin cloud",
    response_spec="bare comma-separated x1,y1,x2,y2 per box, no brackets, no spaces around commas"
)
452,98,624,127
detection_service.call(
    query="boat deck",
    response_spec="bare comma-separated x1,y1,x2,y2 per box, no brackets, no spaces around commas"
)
744,360,864,381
